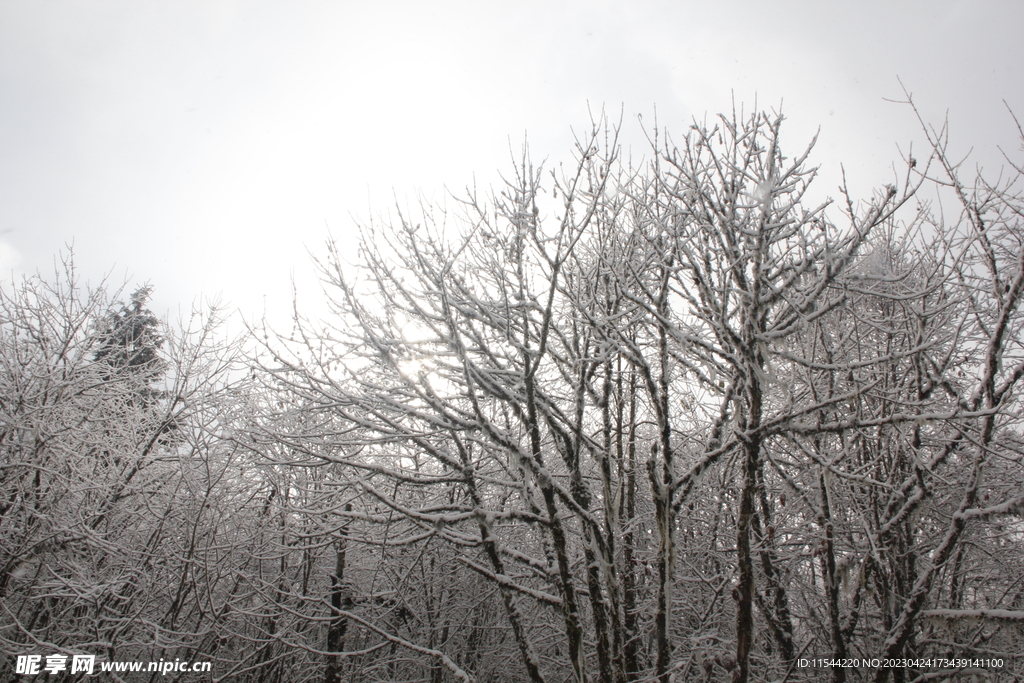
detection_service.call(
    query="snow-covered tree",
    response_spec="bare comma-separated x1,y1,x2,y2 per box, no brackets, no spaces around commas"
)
6,103,1023,683
0,257,250,674
254,107,1024,683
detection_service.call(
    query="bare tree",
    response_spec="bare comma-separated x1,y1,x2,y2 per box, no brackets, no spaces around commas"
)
246,106,1024,683
12,103,1020,683
0,256,251,676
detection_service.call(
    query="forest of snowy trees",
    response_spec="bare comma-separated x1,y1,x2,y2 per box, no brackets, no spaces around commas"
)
3,108,1024,683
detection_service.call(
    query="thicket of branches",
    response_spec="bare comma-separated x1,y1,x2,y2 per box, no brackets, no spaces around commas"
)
3,106,1024,683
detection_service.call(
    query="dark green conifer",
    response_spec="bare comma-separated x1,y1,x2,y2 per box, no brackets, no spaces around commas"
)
94,285,166,403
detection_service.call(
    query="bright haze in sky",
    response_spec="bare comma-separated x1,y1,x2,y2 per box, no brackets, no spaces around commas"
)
1,0,1022,328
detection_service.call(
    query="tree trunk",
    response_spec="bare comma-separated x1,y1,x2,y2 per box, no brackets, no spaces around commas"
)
324,504,351,683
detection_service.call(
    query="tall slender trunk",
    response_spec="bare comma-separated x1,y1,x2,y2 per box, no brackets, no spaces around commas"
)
600,357,625,683
649,258,675,683
324,504,351,683
734,356,764,683
817,470,847,683
734,433,759,683
752,471,795,664
620,368,640,680
456,434,547,683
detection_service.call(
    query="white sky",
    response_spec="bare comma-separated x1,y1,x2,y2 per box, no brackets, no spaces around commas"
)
2,0,1022,327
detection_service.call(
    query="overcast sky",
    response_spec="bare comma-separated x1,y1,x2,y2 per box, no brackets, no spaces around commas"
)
2,0,1022,326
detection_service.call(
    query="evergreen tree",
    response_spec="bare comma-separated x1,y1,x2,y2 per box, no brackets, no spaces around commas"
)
93,285,166,403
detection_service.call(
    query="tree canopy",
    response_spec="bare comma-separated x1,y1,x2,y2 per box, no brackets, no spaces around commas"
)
3,107,1024,683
